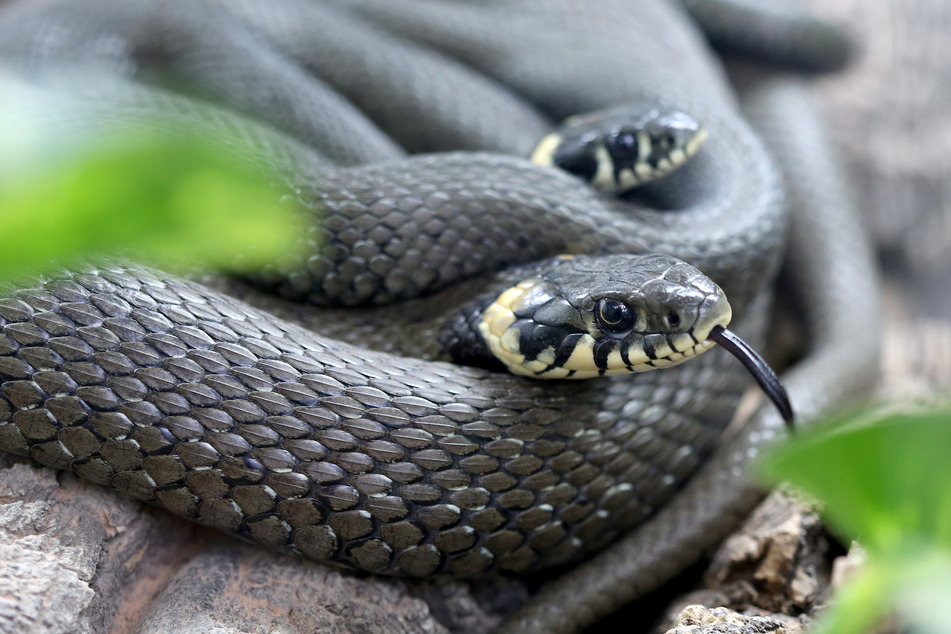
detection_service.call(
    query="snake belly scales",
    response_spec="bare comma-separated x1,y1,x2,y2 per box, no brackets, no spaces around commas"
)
0,0,871,619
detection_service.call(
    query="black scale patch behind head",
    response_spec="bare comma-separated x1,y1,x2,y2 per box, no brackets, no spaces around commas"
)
552,137,598,182
439,294,507,372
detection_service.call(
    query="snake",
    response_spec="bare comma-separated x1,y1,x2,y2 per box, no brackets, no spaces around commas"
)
0,0,880,632
530,105,708,194
0,92,789,576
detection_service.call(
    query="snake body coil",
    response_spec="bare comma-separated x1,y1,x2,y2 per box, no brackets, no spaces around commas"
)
0,254,743,577
0,1,868,630
0,134,778,576
0,86,785,577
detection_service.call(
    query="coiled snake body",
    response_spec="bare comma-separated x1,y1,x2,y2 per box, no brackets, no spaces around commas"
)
0,144,779,578
0,0,880,631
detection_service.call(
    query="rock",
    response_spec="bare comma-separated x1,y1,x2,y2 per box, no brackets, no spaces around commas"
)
133,546,448,634
829,542,867,591
653,490,829,633
663,605,808,634
702,490,830,614
0,455,195,634
0,456,505,633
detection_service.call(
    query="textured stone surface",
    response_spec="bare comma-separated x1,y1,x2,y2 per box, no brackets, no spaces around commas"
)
653,491,828,633
0,467,96,634
0,455,196,634
134,546,447,634
0,453,496,634
663,605,808,634
702,491,829,614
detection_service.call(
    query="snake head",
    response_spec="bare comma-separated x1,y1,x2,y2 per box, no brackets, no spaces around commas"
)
472,254,731,379
443,253,794,425
530,105,707,194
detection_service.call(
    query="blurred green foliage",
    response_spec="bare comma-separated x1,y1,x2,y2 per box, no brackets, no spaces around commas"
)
0,85,304,281
762,406,951,634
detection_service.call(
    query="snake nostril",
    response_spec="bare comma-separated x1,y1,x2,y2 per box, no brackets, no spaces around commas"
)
666,311,680,328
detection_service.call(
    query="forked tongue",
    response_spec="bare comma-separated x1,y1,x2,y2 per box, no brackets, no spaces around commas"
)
708,326,795,431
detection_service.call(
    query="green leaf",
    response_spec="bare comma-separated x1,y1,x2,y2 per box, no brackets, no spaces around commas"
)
812,560,890,634
761,406,951,633
891,551,951,634
0,82,306,282
815,550,951,634
760,408,951,553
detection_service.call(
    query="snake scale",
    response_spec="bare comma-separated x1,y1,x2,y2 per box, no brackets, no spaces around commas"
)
0,0,880,632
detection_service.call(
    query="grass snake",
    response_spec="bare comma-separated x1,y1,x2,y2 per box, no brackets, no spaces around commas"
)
0,0,880,631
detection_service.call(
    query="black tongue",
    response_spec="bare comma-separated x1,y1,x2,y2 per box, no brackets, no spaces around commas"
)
708,326,795,431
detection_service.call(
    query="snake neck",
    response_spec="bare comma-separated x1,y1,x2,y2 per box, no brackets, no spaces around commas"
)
439,292,506,372
437,263,555,372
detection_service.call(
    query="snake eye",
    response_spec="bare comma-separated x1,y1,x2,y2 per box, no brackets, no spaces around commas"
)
595,299,635,334
606,129,639,160
615,132,636,149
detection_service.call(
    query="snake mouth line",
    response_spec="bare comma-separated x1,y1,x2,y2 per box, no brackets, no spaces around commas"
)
614,125,710,187
523,333,718,380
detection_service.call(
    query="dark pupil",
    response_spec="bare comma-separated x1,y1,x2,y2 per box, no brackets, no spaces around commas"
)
597,299,632,332
616,132,636,149
607,130,638,161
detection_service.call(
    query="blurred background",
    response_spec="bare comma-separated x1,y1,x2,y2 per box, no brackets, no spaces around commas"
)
805,0,951,400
